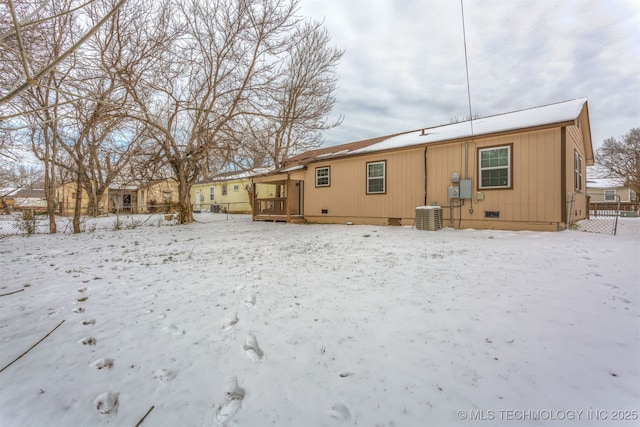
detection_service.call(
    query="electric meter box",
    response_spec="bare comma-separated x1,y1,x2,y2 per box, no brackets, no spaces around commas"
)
448,185,460,199
460,179,472,199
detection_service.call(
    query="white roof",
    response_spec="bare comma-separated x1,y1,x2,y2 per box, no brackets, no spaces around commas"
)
280,164,305,173
353,98,587,155
586,178,626,188
202,167,275,183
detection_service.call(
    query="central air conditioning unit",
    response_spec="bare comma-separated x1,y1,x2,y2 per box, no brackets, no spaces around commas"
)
415,206,443,231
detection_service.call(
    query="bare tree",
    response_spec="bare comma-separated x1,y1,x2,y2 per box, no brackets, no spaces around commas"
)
4,0,80,233
3,1,146,233
0,0,125,106
596,128,640,200
238,20,343,169
103,0,302,224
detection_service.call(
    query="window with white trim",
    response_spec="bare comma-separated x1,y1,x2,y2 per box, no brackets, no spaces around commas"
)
604,190,615,201
222,184,227,196
233,184,239,192
367,161,386,194
574,151,583,191
478,145,511,189
316,167,330,187
209,187,214,201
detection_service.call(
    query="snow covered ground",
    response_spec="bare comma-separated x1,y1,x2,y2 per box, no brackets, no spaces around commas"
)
1,214,638,426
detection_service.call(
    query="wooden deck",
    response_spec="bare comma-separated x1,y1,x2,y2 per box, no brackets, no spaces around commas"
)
253,214,306,223
252,197,305,223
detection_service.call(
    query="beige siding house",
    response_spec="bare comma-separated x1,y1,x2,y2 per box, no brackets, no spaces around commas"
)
253,98,594,231
56,179,178,216
191,169,272,214
56,182,108,216
586,178,637,203
586,178,638,215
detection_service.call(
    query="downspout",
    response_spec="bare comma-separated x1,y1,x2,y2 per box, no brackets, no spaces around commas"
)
423,147,428,205
465,141,474,214
560,127,567,228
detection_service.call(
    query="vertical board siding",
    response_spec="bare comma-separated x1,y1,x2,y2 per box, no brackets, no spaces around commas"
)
304,149,424,220
425,128,562,224
566,124,588,219
302,126,576,229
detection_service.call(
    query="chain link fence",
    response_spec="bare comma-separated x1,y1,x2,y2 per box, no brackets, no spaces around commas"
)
568,193,621,235
0,210,177,236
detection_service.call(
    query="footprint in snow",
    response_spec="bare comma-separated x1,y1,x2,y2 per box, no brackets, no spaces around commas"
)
222,312,238,331
90,358,114,370
73,307,85,313
77,287,87,293
82,319,96,325
94,391,119,414
243,334,263,361
245,294,256,307
162,324,186,336
79,336,97,345
214,377,245,427
154,368,177,382
329,403,351,422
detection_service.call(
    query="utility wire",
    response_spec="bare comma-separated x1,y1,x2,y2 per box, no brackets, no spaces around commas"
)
461,0,474,136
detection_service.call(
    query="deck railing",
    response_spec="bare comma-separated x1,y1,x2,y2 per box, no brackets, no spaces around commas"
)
253,197,286,216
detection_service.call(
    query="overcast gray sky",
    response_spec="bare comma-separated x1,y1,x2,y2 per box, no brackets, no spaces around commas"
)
298,0,640,151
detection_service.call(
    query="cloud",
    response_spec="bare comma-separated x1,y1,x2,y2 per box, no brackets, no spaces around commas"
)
300,0,640,148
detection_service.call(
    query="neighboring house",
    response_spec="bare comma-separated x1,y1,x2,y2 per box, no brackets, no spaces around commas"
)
10,189,47,210
56,182,107,216
586,178,638,213
138,179,179,213
56,179,178,216
252,98,594,231
191,168,272,214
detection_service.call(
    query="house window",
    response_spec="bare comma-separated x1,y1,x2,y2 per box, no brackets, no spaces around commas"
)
574,151,583,191
222,184,227,196
162,191,172,201
366,161,386,194
604,190,615,201
478,145,512,189
316,166,330,187
209,187,214,201
233,184,239,192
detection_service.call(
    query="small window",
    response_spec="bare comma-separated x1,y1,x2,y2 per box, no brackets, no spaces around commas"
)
574,151,583,191
478,145,512,189
233,184,239,192
222,184,227,196
604,190,615,201
162,191,172,201
316,167,330,187
209,187,214,201
367,161,386,194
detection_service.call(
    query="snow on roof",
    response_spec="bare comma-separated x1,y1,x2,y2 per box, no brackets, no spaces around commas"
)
1,188,19,197
280,164,305,173
586,178,626,188
200,167,274,183
349,98,587,155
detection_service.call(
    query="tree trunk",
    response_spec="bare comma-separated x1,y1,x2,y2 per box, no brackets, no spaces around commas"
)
86,183,98,216
176,168,193,224
43,133,57,234
73,171,82,233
